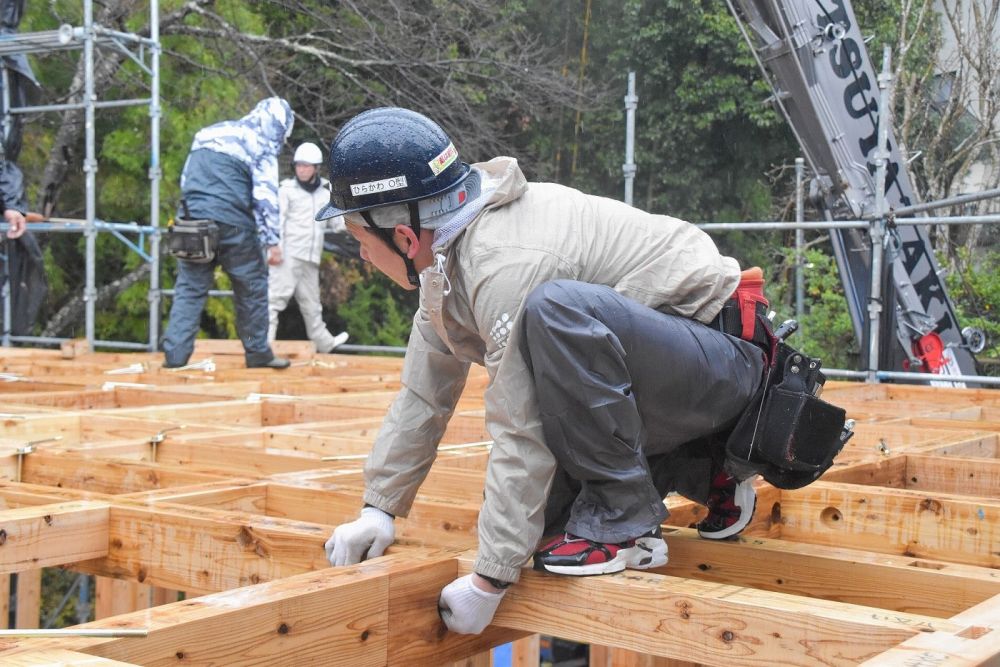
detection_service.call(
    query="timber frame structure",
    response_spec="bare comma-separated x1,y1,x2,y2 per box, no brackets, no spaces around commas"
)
0,343,998,666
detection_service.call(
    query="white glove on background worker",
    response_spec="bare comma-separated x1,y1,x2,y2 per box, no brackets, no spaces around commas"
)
438,574,508,634
325,507,395,566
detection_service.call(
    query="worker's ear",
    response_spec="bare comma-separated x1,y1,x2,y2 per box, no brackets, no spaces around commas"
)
393,224,421,259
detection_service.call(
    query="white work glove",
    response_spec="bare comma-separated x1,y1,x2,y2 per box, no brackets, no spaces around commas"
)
438,574,508,635
325,507,395,566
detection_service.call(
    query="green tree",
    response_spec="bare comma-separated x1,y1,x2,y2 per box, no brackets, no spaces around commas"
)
18,0,577,347
337,267,419,348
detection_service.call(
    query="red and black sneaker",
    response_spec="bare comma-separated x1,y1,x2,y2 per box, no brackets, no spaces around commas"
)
533,529,669,575
696,470,756,539
533,533,638,576
630,526,669,569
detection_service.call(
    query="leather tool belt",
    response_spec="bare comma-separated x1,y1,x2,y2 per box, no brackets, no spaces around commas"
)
165,202,219,264
724,333,853,489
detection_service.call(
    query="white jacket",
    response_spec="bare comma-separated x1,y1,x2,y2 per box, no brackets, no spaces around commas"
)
363,157,740,583
278,176,343,263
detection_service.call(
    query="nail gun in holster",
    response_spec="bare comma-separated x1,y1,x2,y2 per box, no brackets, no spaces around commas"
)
165,200,219,264
712,270,855,489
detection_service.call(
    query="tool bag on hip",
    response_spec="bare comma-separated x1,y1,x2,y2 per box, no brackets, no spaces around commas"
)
724,324,852,489
165,201,218,264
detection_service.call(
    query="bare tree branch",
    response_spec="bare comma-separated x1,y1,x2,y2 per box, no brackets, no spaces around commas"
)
35,0,216,217
41,263,150,338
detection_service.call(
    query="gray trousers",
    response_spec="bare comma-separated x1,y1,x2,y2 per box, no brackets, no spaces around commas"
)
163,222,275,367
521,280,765,543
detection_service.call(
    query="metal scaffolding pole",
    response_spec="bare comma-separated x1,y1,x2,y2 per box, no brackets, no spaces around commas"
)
83,0,97,351
866,46,893,383
148,0,161,352
2,60,10,347
794,157,805,320
623,71,637,206
0,3,161,353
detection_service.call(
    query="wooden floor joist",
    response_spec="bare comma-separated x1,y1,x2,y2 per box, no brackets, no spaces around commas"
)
0,344,998,666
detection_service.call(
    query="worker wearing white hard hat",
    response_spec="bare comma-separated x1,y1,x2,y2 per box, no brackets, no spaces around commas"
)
267,141,348,352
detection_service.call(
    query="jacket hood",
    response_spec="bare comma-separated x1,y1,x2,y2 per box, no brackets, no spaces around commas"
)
241,97,294,152
192,97,293,158
477,156,528,207
431,156,528,253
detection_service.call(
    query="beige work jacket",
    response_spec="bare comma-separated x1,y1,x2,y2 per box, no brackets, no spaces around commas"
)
363,157,740,583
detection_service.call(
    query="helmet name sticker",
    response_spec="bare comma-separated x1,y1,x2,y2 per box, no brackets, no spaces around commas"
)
428,142,458,175
350,175,408,196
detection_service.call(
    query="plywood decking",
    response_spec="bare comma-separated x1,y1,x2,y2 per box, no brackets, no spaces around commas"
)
0,342,997,666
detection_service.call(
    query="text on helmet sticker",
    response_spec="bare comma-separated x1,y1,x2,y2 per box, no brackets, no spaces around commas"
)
350,175,408,197
428,142,458,176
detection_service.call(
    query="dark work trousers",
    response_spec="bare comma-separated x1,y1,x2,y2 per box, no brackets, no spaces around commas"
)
163,222,275,367
521,280,765,544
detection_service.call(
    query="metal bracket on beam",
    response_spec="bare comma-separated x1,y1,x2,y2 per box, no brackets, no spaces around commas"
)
149,425,182,462
15,437,63,482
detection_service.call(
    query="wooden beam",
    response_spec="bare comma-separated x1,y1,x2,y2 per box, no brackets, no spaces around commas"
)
150,587,180,607
1,573,9,629
904,454,1000,497
14,570,40,629
659,527,1000,617
384,555,528,665
127,480,269,513
88,400,265,427
460,555,963,665
859,592,1000,666
193,338,315,358
259,400,388,426
590,645,700,666
0,501,109,573
9,551,522,667
230,482,479,550
904,417,1000,436
0,483,102,510
78,415,237,442
73,502,331,594
511,635,540,667
95,578,147,619
80,554,394,666
94,579,180,620
0,649,141,666
777,482,1000,567
820,457,907,487
443,651,492,667
21,453,229,494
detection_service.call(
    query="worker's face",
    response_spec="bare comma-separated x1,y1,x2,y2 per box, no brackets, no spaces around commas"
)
294,162,318,181
344,220,417,291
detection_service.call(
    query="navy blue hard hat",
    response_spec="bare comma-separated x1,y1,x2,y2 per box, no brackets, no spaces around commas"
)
316,107,471,221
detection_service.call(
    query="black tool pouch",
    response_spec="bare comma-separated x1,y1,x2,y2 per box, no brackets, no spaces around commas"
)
166,208,218,264
725,340,851,489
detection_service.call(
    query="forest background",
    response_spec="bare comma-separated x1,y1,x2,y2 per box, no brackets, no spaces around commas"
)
13,0,1000,372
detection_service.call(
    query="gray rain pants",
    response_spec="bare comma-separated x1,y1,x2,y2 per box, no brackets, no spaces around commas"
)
163,222,275,368
521,280,765,543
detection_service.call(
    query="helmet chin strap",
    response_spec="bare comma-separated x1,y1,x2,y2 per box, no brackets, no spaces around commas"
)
362,201,422,288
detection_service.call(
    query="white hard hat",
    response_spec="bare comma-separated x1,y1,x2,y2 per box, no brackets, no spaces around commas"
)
293,142,323,165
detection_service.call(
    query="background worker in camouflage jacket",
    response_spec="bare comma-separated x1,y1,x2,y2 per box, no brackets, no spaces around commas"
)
163,97,294,370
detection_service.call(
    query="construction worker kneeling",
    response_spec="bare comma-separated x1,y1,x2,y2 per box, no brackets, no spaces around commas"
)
320,107,850,635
